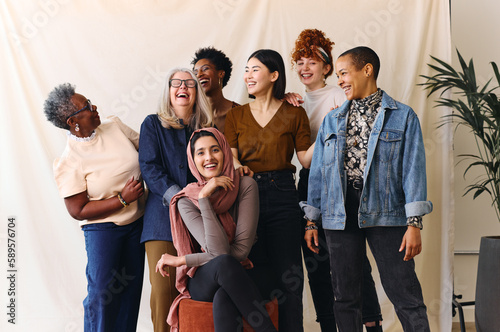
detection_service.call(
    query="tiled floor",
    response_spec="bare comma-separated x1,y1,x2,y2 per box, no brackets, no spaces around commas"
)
452,322,476,331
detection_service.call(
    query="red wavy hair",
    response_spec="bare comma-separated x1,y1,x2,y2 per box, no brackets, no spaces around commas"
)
291,29,335,78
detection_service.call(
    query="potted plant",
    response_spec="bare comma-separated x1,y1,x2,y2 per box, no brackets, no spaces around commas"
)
420,49,500,332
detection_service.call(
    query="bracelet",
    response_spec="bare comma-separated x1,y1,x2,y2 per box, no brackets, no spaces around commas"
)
117,193,129,207
305,224,318,231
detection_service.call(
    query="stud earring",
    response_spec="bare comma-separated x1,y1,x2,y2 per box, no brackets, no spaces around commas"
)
75,123,80,132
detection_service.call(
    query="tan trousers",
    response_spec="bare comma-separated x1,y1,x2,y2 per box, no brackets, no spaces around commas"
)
145,240,179,332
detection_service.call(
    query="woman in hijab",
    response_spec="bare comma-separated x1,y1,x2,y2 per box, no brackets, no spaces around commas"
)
156,127,277,332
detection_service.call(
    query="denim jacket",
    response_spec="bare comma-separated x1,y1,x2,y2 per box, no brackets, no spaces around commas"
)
304,91,433,230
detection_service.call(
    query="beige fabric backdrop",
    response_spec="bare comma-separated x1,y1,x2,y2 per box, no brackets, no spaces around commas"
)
0,0,452,331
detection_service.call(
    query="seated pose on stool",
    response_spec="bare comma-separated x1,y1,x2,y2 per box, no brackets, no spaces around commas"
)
156,127,277,332
303,46,433,332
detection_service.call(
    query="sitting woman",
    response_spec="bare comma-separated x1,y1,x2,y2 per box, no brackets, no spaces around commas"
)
156,128,277,332
44,83,145,331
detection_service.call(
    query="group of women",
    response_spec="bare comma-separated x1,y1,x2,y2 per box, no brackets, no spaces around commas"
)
44,29,384,332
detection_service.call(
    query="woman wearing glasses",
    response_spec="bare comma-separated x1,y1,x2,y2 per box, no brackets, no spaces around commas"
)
138,68,213,331
44,83,146,331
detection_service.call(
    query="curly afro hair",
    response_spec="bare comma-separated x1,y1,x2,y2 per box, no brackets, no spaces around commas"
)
191,47,233,88
43,83,77,130
290,29,335,78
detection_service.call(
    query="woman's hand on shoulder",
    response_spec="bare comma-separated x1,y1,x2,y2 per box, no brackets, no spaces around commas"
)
283,92,304,107
199,176,235,199
155,253,185,277
120,177,144,204
236,166,254,177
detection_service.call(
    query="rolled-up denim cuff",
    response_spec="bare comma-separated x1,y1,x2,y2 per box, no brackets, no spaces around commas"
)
405,200,433,217
299,201,321,222
163,185,182,206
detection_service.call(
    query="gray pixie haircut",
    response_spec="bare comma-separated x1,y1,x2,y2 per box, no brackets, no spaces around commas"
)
44,83,77,130
157,67,213,129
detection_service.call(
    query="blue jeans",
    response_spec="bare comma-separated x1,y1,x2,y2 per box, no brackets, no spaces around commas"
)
82,218,145,332
249,170,304,332
325,185,429,332
298,168,382,331
188,254,277,332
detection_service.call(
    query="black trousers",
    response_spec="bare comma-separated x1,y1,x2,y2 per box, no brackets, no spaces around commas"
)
188,254,276,332
298,168,382,331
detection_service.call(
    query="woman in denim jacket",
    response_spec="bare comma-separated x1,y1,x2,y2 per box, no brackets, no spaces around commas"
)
139,68,213,331
303,47,433,332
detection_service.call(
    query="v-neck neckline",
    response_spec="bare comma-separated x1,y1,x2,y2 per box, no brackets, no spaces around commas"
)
248,101,284,129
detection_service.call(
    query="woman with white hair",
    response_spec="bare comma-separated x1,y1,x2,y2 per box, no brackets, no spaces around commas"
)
138,68,213,331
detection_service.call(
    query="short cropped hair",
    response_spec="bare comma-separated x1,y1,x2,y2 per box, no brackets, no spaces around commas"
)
43,83,77,130
191,47,233,88
339,46,380,80
247,49,286,100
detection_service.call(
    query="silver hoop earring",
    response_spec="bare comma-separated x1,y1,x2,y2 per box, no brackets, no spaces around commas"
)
75,123,80,132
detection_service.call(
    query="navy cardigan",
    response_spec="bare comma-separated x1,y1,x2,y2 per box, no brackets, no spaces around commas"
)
138,114,194,242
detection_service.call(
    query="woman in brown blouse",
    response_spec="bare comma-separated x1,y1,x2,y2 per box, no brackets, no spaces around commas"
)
225,49,311,332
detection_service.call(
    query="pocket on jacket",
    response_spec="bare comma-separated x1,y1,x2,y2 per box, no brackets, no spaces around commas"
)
376,130,402,162
323,133,338,166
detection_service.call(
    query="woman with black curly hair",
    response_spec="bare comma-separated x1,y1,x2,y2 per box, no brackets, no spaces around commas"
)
44,83,145,332
192,47,239,133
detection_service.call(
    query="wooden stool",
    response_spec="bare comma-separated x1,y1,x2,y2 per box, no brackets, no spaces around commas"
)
178,297,279,331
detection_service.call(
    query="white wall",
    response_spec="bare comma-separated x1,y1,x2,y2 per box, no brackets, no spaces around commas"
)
0,1,453,331
451,0,500,323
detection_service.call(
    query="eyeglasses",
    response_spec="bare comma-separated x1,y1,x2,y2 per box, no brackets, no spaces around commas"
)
169,79,197,88
66,99,93,120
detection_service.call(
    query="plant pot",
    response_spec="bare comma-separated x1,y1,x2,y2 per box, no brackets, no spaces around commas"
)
475,236,500,332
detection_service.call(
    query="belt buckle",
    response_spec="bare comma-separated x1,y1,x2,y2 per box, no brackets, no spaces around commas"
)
352,178,363,190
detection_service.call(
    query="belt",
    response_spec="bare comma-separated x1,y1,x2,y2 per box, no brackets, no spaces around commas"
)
254,170,294,179
348,178,363,190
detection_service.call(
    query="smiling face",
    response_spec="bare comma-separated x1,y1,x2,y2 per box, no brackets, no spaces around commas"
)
335,54,374,101
169,71,197,111
193,135,224,181
193,58,224,95
296,57,331,91
244,57,277,98
69,93,101,133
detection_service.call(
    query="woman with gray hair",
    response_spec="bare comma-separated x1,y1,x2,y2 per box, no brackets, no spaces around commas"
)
138,67,213,331
44,83,146,331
